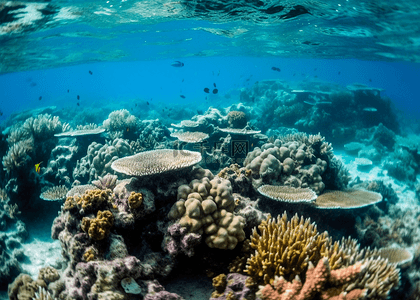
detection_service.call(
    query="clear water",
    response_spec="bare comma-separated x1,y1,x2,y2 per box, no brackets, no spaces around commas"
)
1,0,420,299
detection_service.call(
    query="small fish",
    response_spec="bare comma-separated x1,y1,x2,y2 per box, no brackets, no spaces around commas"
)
271,67,280,72
212,89,218,94
204,88,210,93
0,110,3,116
39,96,42,101
369,79,372,82
182,78,184,82
146,102,149,105
67,89,69,93
363,107,377,112
30,82,37,87
77,102,80,106
293,73,296,76
171,61,184,67
135,103,138,107
35,162,42,174
180,95,186,99
197,110,203,114
89,70,93,75
77,95,80,100
338,71,341,75
213,83,216,87
127,128,129,132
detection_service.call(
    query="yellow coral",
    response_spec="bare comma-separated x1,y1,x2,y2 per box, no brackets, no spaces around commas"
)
128,191,143,209
76,189,112,211
83,248,98,262
245,212,328,284
81,210,114,240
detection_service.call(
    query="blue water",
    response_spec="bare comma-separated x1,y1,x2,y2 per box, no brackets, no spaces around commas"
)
2,58,420,123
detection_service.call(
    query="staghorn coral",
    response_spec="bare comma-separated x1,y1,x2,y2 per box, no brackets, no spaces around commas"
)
245,212,328,284
111,149,202,177
257,185,317,203
168,176,246,250
32,286,55,300
314,189,383,209
81,210,114,240
257,258,368,300
40,185,69,201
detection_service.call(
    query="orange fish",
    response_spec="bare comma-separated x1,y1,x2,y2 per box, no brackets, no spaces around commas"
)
35,162,42,174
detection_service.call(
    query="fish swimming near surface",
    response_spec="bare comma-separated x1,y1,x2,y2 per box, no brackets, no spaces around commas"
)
180,95,186,99
39,96,42,101
89,70,93,75
171,61,184,67
363,107,377,112
146,102,149,105
213,83,217,87
271,67,281,72
35,162,42,174
0,110,3,116
212,89,218,94
77,102,80,106
204,88,210,93
77,95,80,100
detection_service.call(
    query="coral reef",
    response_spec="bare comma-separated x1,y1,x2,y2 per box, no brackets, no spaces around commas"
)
244,133,348,194
73,138,133,183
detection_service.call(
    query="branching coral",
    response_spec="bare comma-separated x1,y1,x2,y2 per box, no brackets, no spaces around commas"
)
245,212,328,284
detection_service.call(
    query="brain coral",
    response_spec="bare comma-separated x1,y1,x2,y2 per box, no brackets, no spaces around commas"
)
168,176,246,250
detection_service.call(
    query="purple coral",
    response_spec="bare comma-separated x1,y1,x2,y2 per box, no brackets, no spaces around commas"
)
144,280,183,300
210,273,254,300
164,223,201,257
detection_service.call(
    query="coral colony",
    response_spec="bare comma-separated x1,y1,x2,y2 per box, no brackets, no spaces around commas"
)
2,80,420,300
